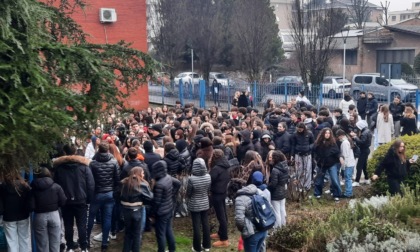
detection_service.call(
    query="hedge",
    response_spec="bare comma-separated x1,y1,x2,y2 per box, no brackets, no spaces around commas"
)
367,134,420,195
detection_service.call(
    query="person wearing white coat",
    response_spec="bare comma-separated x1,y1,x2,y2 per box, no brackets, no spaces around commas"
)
376,105,394,145
339,93,355,119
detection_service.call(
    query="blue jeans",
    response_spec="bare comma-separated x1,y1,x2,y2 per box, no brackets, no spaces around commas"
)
155,212,175,252
314,164,341,198
122,207,145,252
243,230,267,252
343,166,354,197
87,192,115,248
3,218,31,252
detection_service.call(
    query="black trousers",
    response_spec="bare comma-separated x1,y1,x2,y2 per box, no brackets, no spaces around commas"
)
61,204,88,250
211,194,228,241
388,178,403,196
191,210,211,251
356,149,370,182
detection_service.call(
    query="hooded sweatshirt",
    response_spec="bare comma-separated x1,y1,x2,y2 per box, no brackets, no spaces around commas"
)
187,158,211,212
30,177,67,213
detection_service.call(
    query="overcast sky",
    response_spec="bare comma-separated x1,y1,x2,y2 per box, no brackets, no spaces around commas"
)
368,0,416,12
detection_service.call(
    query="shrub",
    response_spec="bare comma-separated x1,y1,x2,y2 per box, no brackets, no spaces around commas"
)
401,62,414,75
267,221,310,250
367,134,420,195
326,228,420,252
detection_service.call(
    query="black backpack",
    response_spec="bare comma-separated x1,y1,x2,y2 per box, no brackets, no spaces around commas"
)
250,194,276,231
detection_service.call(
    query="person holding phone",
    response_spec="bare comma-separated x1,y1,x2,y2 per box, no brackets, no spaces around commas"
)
372,139,416,195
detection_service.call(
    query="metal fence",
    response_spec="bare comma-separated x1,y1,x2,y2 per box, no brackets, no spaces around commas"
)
149,79,420,114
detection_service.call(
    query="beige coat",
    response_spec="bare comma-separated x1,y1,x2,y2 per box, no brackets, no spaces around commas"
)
376,113,394,144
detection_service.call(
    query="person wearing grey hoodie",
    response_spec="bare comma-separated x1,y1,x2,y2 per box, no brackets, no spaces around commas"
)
187,158,211,252
350,120,372,186
234,184,267,252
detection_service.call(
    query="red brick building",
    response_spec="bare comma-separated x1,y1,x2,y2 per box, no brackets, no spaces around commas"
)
71,0,149,110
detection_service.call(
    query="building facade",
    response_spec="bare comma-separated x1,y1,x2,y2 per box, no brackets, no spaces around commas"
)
389,2,420,25
70,0,149,110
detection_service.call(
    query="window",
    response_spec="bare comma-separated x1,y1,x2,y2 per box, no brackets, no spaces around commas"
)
400,15,406,21
345,50,358,65
391,16,396,21
375,77,389,86
354,76,372,84
415,2,420,7
323,78,332,84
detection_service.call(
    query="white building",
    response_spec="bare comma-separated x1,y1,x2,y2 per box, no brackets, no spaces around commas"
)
389,2,420,25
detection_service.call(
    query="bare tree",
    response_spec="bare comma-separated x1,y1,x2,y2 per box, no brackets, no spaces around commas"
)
148,0,188,77
290,0,346,103
347,0,371,29
377,1,390,26
230,0,283,82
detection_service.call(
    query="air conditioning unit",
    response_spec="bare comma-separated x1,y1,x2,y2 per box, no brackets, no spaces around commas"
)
99,8,117,23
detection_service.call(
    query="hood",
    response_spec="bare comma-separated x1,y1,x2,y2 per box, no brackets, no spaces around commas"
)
261,130,271,140
304,118,313,124
32,177,54,191
93,153,114,162
252,130,262,141
175,139,188,152
192,158,207,176
152,160,167,179
165,149,180,161
53,155,90,168
257,184,268,191
238,129,251,144
274,160,289,172
356,120,368,130
213,144,225,151
212,155,230,170
237,184,258,197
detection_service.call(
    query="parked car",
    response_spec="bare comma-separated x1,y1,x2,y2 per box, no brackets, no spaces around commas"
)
209,72,232,86
174,72,201,86
274,76,305,95
150,72,170,86
351,73,418,102
322,76,351,98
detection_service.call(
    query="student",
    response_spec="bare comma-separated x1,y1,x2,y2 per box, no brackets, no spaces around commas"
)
372,140,416,195
31,167,67,252
120,167,153,252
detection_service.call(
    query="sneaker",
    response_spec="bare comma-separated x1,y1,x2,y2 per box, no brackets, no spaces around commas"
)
66,250,74,252
81,250,89,252
213,240,230,248
324,190,331,194
202,248,210,252
334,197,339,202
340,181,345,186
364,179,371,185
210,233,219,240
175,213,181,218
352,182,360,187
191,247,200,252
93,233,103,241
315,195,321,199
109,234,117,240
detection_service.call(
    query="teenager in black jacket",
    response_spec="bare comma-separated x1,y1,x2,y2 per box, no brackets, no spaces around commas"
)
53,144,94,252
372,140,416,195
31,168,67,252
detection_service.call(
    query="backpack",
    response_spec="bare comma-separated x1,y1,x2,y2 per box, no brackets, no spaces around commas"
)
250,194,276,231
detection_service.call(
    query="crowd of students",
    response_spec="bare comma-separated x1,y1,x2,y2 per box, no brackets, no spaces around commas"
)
0,90,418,252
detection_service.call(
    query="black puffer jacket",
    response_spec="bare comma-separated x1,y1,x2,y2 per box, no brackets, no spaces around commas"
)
252,130,263,157
164,149,185,177
121,159,150,182
209,156,231,196
313,143,340,170
0,181,31,222
30,177,67,213
237,129,254,163
120,181,153,209
268,160,289,200
389,102,405,121
53,155,95,205
354,127,372,151
366,96,378,116
274,131,292,155
152,161,180,216
144,152,161,177
179,148,192,174
291,131,314,156
90,153,120,193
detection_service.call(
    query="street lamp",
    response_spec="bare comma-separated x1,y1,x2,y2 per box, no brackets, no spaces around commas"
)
340,27,350,97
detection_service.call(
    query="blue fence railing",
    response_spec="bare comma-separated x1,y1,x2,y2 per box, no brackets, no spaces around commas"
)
149,81,420,113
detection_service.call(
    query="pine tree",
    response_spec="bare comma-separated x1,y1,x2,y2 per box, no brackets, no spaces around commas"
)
0,0,156,176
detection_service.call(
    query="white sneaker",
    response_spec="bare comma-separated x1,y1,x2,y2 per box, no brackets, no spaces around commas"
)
352,182,360,187
324,190,331,194
175,213,181,218
93,233,102,241
340,181,345,186
364,179,371,185
81,250,89,252
315,195,321,199
109,234,117,240
67,250,74,252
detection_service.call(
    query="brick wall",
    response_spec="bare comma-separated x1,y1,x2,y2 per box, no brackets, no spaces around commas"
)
71,0,149,111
